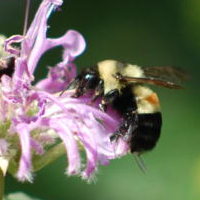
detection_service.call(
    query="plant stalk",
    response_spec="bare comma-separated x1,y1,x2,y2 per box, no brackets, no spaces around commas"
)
0,168,4,200
33,142,66,172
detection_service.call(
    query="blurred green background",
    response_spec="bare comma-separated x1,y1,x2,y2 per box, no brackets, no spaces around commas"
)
1,0,200,200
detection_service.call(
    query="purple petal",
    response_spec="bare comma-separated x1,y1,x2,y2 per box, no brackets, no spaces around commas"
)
50,119,81,175
76,121,98,178
30,138,44,155
36,63,77,93
21,0,85,76
28,29,85,75
22,0,63,57
36,78,66,93
4,35,24,56
48,30,86,62
13,57,33,87
15,123,33,182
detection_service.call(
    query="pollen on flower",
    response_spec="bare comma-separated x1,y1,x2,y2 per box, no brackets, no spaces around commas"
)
0,0,129,183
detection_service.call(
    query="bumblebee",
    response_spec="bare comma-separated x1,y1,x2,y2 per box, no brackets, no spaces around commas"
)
0,57,15,79
66,60,186,170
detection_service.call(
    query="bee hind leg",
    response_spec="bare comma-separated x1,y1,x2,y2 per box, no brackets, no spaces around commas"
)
110,113,138,143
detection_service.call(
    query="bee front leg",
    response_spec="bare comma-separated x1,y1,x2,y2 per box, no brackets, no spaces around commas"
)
91,80,104,102
99,89,119,112
73,79,85,97
60,75,81,96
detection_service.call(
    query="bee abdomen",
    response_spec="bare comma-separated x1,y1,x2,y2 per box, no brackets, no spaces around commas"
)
130,112,162,153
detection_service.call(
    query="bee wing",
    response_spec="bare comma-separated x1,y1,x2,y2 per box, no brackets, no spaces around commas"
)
114,66,188,89
144,66,188,83
118,76,184,89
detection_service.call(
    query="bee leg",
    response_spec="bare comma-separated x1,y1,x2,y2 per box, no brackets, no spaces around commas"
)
124,122,137,141
123,113,138,141
72,76,92,98
60,76,81,96
99,89,119,112
110,120,132,142
91,80,104,102
72,80,85,97
110,112,138,142
110,128,124,142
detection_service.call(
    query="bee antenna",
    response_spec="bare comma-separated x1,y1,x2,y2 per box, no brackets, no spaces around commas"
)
23,0,31,35
133,153,147,173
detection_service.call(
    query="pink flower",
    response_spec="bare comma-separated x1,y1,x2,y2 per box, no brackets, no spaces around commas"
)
0,0,128,182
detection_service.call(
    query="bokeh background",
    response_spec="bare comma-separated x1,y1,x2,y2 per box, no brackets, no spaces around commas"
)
1,0,200,200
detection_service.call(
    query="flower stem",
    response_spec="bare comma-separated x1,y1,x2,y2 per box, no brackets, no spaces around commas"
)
23,0,31,35
33,142,66,172
0,168,4,200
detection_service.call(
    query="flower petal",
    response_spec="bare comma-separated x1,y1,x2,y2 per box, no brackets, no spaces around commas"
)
30,138,44,155
15,123,33,182
23,0,85,75
36,62,77,93
47,30,86,63
78,125,98,179
50,119,81,175
4,35,24,56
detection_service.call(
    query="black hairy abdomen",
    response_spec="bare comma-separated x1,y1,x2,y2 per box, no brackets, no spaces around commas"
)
112,85,162,153
130,112,162,153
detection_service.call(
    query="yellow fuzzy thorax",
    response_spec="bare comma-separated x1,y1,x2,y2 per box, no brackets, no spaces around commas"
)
98,60,144,94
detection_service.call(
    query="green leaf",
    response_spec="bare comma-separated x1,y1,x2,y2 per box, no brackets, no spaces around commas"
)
4,192,44,200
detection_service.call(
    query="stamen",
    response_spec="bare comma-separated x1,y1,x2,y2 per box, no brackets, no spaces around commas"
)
23,0,31,35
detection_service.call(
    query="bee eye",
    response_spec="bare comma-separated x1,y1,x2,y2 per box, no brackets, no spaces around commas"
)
85,73,94,80
83,72,99,89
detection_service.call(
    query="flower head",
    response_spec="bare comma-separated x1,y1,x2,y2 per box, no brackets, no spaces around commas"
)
0,0,129,182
